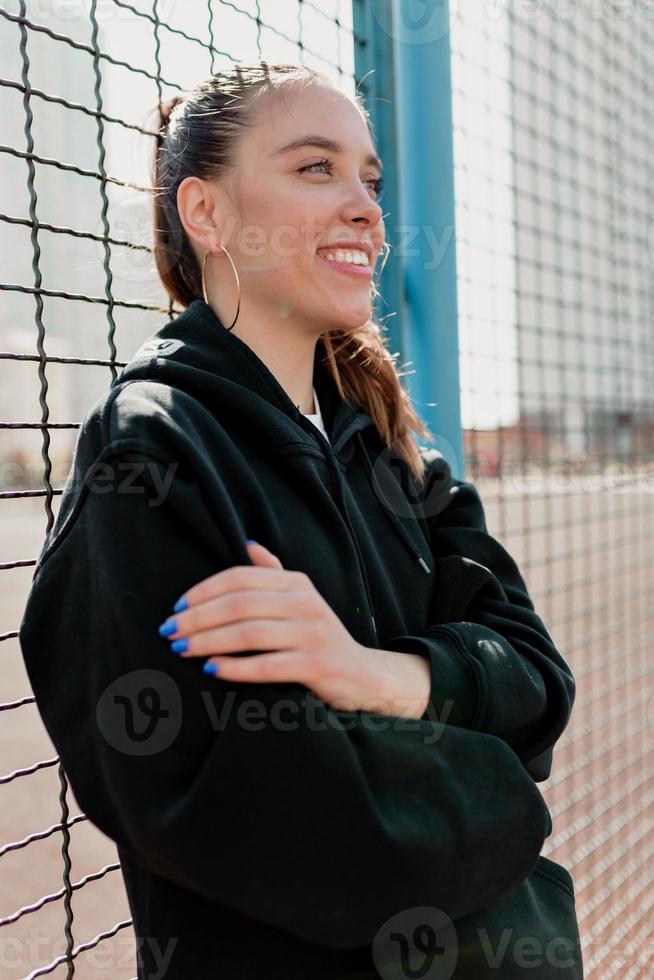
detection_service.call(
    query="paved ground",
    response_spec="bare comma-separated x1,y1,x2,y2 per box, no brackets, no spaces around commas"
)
1,481,653,978
480,477,654,979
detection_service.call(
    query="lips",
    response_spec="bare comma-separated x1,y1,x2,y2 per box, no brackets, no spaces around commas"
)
316,239,374,256
315,246,376,271
315,252,374,279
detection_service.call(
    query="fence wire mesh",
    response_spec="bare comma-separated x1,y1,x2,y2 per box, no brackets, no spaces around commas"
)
1,1,361,975
2,0,653,977
450,5,654,977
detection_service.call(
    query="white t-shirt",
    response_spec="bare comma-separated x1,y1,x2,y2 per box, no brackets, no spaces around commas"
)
302,386,330,443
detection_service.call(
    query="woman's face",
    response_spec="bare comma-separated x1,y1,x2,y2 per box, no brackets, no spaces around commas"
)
219,83,386,335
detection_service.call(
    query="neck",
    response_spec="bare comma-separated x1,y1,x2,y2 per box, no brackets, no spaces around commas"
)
211,301,319,414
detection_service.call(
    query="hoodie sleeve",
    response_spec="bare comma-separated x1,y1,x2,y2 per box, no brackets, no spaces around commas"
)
383,453,576,783
19,444,553,949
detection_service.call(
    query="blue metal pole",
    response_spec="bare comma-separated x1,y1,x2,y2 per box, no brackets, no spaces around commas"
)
391,0,464,480
352,0,407,360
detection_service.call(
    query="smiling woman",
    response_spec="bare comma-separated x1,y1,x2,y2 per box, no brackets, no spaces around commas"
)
150,62,428,467
19,60,582,980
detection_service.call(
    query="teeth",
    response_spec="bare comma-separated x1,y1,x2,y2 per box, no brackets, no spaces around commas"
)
318,249,370,266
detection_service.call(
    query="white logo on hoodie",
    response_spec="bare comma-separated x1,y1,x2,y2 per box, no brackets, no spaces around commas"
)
133,338,183,359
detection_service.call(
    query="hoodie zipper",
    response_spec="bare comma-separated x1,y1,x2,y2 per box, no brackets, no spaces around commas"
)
355,431,433,575
295,412,380,641
295,413,433,644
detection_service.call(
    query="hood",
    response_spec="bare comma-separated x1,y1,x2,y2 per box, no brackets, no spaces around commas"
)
113,298,370,455
112,298,431,576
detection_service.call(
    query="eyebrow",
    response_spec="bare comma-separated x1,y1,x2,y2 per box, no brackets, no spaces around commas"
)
273,134,383,172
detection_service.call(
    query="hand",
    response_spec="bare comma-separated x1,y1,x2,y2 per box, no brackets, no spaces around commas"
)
158,540,374,710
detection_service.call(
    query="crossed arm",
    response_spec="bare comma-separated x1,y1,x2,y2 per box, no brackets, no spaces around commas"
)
382,456,576,782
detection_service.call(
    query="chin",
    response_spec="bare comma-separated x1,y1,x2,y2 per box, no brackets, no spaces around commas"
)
327,302,373,332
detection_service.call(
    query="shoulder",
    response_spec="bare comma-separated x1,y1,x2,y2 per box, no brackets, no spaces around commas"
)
416,445,457,513
77,379,213,463
35,380,221,573
109,379,199,442
418,445,454,486
416,445,488,528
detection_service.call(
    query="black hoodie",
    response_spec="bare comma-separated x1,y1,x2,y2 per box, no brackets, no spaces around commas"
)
19,298,583,979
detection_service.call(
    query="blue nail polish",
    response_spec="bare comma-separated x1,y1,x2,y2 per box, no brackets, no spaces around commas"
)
171,638,188,653
245,539,259,545
158,618,177,637
203,662,218,675
173,596,188,613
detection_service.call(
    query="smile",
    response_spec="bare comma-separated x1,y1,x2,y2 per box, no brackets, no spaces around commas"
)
316,252,374,279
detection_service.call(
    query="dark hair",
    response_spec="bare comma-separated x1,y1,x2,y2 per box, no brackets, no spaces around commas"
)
151,61,432,485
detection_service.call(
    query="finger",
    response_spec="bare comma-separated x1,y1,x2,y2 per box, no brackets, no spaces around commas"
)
174,563,309,611
246,540,284,569
159,588,313,640
202,650,306,684
170,619,304,658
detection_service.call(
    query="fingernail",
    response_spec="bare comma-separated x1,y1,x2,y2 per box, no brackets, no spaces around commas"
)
173,596,188,613
171,638,188,653
158,618,177,637
203,662,219,675
245,539,258,546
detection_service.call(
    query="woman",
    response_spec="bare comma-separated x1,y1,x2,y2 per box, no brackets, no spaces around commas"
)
19,63,583,978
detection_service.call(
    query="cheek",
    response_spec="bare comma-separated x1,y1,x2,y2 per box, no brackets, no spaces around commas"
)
241,184,335,269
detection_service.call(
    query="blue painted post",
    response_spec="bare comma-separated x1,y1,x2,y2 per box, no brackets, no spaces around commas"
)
352,0,407,360
391,0,464,479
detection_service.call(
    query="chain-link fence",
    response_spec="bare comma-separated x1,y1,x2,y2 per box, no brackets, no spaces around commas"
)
2,0,653,976
1,2,364,975
450,5,654,976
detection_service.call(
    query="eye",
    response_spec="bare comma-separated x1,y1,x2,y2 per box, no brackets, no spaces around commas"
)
368,175,385,201
298,158,335,177
297,158,384,201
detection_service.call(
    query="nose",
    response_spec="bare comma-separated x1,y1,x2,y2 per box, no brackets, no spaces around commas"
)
341,180,384,229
